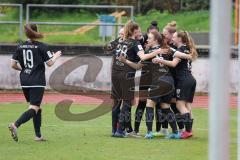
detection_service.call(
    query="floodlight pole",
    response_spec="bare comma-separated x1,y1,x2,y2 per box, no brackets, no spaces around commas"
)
238,0,240,159
235,0,239,46
209,0,231,160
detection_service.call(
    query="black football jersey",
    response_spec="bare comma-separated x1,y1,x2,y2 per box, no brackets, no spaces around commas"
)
12,40,53,87
138,33,148,50
112,38,143,74
107,37,123,54
142,45,173,81
174,45,192,80
169,43,177,79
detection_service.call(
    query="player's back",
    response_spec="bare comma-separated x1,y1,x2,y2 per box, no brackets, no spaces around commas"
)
13,40,53,87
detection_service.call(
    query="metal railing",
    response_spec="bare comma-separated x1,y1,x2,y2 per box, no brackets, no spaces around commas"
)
26,4,134,41
26,4,134,24
0,3,23,40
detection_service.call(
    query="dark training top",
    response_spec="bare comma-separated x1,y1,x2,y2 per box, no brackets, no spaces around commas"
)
169,43,177,80
174,45,193,80
112,38,143,74
12,40,53,87
142,45,173,81
138,33,148,50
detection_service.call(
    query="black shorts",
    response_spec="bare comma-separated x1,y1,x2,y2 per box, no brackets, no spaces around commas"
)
22,87,45,107
148,76,174,104
111,72,135,100
176,76,196,103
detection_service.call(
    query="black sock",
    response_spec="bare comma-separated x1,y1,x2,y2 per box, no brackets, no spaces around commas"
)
118,100,132,134
162,108,178,134
182,113,191,132
15,108,36,128
134,100,146,133
112,100,121,133
171,103,184,130
189,119,194,131
175,113,184,130
126,105,133,133
145,107,154,132
124,101,133,133
155,104,162,132
161,108,168,129
33,109,42,138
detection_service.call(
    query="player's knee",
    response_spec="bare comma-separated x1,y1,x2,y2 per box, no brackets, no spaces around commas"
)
29,105,40,113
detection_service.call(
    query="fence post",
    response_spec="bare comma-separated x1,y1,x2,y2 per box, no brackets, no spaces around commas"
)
19,4,23,40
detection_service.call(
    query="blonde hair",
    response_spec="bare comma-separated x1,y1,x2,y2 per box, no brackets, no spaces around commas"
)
177,31,198,60
164,21,177,34
123,21,139,40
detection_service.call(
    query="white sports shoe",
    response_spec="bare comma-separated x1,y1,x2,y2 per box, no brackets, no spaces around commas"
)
34,136,46,141
127,131,142,138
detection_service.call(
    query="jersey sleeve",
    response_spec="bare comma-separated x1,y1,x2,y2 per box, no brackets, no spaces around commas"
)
134,41,144,54
39,43,53,62
110,38,120,48
178,46,190,54
133,41,143,62
138,33,148,46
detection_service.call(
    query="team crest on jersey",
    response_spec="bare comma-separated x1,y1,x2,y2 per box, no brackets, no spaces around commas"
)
176,89,181,98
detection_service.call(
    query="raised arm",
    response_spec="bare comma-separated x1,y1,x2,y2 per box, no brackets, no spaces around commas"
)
173,51,193,60
152,57,180,68
137,48,168,61
118,54,143,70
46,51,62,67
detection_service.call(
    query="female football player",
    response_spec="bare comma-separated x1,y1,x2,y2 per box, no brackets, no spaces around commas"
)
153,31,197,139
161,21,184,134
111,21,144,137
104,27,125,136
9,24,61,142
134,21,162,136
119,31,180,139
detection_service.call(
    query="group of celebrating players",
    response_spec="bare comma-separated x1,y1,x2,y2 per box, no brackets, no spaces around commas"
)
107,20,197,139
7,19,197,142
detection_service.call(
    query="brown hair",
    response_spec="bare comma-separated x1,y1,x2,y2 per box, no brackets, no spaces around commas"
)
24,24,44,40
150,31,170,53
177,31,198,60
123,21,139,40
164,21,177,34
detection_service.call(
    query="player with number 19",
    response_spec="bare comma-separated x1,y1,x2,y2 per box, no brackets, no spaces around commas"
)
8,24,61,142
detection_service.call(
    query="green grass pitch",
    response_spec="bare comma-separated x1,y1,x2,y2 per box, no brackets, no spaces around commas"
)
0,103,237,160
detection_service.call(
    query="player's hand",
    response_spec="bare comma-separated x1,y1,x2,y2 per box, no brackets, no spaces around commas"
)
152,57,163,64
54,51,62,58
103,43,113,51
117,53,127,63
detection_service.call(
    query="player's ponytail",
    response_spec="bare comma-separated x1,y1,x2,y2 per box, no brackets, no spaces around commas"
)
24,24,44,40
186,32,198,60
177,31,198,60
